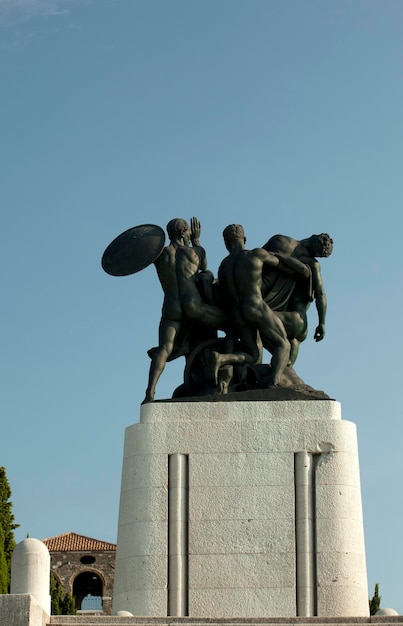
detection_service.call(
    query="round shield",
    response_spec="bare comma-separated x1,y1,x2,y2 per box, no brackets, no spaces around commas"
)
101,224,166,276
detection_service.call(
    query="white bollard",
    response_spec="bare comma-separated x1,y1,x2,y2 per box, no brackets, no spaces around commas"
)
376,608,399,616
116,610,134,616
11,538,51,615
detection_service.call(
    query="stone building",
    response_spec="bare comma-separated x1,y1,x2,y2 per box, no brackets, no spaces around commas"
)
42,532,116,614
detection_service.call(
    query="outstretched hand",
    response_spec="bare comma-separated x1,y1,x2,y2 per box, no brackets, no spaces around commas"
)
190,216,201,246
314,323,325,342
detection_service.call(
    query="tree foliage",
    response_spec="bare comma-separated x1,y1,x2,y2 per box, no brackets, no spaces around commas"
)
0,526,8,594
369,582,381,615
0,467,19,592
50,573,63,614
61,592,76,615
50,573,76,615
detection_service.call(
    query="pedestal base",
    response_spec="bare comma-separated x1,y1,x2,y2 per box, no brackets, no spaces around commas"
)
113,400,368,618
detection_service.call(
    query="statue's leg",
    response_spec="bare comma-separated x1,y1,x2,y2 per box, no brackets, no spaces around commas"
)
208,350,246,386
289,338,300,366
274,310,306,341
144,319,180,402
182,289,227,329
254,306,290,387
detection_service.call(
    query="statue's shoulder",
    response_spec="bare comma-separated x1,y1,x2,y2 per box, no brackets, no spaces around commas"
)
155,243,177,268
177,245,198,260
249,246,273,261
263,234,295,253
218,253,232,273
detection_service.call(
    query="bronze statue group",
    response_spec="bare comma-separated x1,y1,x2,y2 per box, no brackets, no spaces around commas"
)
143,218,333,402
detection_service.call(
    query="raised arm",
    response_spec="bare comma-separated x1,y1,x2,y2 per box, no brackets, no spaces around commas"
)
190,216,201,246
190,216,207,271
272,252,311,278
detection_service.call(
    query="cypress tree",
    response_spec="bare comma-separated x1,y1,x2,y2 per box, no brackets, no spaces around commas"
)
50,573,63,615
0,525,8,594
369,582,381,615
61,592,76,615
50,573,76,615
0,467,19,590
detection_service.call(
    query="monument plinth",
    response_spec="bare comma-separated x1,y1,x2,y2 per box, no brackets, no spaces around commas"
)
113,399,368,617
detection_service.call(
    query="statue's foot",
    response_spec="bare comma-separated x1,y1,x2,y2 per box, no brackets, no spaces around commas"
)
217,365,233,395
208,350,222,386
219,380,229,395
142,390,155,404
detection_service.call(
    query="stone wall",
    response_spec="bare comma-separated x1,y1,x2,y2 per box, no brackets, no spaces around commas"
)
50,549,115,615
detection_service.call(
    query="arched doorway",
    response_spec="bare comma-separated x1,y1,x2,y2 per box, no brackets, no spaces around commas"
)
72,571,103,611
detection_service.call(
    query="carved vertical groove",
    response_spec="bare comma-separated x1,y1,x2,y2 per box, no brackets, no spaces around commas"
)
168,453,188,616
295,451,317,616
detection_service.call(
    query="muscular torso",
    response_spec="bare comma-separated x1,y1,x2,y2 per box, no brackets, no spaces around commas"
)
234,250,265,305
155,243,207,320
219,248,273,311
175,246,204,300
154,245,182,321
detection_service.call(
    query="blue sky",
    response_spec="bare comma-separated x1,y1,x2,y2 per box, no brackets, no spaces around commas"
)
1,0,402,613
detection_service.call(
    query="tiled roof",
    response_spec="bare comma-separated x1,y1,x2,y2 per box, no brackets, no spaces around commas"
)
42,532,116,552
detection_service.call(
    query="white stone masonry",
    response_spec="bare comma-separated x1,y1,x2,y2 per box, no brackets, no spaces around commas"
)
113,400,368,618
11,538,51,616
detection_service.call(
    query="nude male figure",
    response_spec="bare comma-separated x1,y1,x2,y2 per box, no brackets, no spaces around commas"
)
144,217,225,402
262,233,333,365
175,220,226,328
214,224,310,388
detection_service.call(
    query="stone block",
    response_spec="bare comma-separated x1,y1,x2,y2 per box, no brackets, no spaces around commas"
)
189,484,294,520
120,453,168,490
316,549,368,588
316,517,367,552
189,586,296,617
189,518,295,554
117,487,167,524
113,587,167,617
141,399,341,423
317,585,370,616
315,450,361,486
189,552,295,588
189,451,292,486
113,554,167,591
241,419,358,454
116,520,167,557
315,484,364,521
0,594,49,626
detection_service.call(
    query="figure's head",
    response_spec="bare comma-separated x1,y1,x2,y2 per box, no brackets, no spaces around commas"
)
166,218,191,245
309,233,333,257
222,224,246,250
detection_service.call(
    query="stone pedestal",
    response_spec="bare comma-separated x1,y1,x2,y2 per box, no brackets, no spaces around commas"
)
11,539,51,616
113,400,369,617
